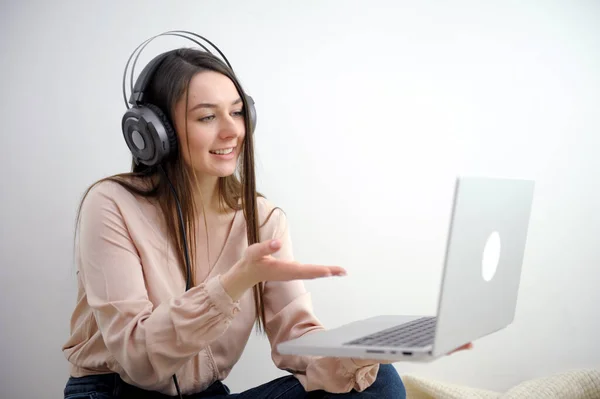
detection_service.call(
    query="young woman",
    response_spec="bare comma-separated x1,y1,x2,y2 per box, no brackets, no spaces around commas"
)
62,39,467,398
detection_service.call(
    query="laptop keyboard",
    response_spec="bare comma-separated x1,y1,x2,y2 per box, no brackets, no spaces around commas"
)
344,316,437,348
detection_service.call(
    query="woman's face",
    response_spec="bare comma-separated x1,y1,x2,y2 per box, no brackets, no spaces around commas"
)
172,70,245,178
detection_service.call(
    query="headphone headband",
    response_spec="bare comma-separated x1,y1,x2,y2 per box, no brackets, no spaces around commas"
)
122,30,235,109
129,50,176,105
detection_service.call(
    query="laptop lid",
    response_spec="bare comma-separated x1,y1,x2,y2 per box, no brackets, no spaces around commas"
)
431,177,535,357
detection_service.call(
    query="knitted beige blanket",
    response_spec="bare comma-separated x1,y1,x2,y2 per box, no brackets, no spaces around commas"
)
402,369,600,399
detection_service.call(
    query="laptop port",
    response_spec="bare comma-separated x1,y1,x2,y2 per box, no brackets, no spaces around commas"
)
402,351,413,356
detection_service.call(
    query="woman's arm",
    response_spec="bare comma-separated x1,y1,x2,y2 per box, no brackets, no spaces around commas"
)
77,184,239,390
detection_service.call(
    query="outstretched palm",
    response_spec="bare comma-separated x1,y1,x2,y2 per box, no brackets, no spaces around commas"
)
242,239,347,284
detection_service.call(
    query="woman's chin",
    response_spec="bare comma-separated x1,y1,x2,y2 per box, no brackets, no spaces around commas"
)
192,162,238,179
204,168,237,178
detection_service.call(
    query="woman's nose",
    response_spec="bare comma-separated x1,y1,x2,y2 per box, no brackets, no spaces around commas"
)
219,114,244,139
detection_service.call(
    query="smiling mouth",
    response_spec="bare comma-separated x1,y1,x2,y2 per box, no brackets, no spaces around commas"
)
209,147,234,155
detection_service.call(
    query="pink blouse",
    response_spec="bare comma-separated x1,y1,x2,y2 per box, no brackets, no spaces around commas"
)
62,181,379,395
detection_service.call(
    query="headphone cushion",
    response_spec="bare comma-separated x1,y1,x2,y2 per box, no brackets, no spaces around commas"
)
145,103,178,158
246,94,257,134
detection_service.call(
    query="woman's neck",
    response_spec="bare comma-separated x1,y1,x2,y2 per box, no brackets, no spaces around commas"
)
193,175,224,215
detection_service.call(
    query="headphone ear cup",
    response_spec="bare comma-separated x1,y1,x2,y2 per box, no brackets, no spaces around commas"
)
122,103,178,166
145,103,178,156
245,94,257,134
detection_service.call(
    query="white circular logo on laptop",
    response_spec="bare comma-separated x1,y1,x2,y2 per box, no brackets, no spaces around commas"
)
482,231,501,282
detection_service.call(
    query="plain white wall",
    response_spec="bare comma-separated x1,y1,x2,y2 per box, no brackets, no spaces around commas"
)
1,0,599,397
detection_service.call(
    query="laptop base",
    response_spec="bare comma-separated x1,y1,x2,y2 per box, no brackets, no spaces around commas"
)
277,315,439,363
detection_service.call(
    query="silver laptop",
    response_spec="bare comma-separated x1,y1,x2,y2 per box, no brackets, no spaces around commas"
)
277,176,535,362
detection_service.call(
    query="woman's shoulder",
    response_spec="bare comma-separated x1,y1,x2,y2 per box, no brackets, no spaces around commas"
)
79,177,156,220
82,178,141,205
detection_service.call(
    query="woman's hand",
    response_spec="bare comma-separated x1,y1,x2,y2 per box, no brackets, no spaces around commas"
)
221,238,346,301
448,342,473,354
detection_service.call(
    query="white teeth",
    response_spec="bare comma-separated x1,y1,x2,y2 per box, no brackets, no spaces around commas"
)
210,148,234,155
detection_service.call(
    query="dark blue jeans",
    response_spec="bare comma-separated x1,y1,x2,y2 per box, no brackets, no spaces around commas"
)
64,364,406,399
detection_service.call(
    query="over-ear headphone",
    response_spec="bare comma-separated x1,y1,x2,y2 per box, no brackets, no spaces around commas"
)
121,30,257,167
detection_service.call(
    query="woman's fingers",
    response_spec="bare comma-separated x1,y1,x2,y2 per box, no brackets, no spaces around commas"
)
296,262,347,276
448,342,473,355
266,259,347,280
298,264,347,279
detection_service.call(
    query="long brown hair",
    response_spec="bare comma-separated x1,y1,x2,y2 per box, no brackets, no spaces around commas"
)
75,48,268,332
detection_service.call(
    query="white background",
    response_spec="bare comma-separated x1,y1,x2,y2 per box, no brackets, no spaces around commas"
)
1,1,599,397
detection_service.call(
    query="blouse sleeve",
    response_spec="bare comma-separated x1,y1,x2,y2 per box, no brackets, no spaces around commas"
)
261,208,379,393
76,183,240,390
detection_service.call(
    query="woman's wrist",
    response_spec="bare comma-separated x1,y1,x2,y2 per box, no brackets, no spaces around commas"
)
220,261,255,301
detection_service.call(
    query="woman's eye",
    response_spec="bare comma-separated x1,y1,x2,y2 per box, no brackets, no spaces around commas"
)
232,110,244,117
199,115,215,122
